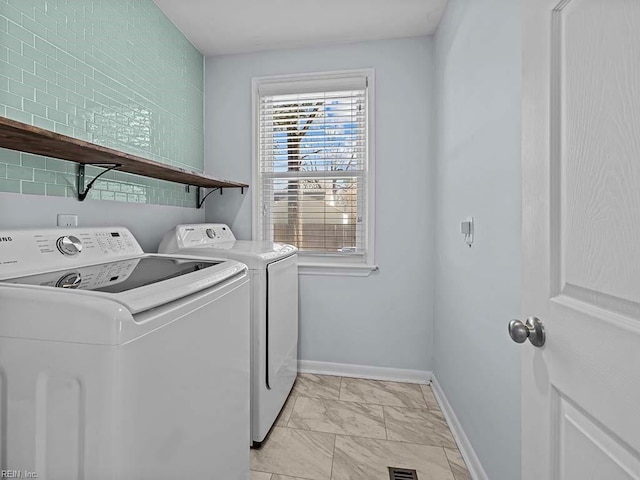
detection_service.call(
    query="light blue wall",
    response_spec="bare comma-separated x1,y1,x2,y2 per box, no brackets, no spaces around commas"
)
0,191,203,252
204,37,435,372
432,0,521,479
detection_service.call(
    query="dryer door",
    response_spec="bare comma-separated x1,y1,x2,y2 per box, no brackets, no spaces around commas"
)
266,255,298,393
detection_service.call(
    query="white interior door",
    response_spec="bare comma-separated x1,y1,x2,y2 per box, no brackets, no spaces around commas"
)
521,1,640,479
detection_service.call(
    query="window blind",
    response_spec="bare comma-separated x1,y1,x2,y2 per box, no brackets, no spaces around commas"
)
258,78,368,258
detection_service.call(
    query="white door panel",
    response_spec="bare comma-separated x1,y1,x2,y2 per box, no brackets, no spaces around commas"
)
558,397,640,480
522,0,640,479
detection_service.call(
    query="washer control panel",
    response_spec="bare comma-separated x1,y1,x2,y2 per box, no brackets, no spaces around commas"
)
204,225,235,241
172,224,237,249
0,227,143,279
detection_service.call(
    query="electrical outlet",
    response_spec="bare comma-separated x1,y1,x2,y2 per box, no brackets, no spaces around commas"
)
57,214,78,227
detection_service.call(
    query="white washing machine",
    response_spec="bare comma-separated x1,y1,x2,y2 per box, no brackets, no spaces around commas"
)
0,227,251,480
159,223,298,447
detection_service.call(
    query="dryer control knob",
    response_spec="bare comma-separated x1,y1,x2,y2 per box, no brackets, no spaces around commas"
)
57,236,83,256
206,228,216,239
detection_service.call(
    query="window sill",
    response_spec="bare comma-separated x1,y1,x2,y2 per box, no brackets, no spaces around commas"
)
298,262,379,277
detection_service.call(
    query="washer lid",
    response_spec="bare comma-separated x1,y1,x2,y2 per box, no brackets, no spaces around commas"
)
0,262,248,345
0,254,247,314
174,241,297,269
1,256,221,292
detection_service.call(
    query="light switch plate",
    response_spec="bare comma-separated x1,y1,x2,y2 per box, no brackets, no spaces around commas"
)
57,214,78,227
461,217,474,247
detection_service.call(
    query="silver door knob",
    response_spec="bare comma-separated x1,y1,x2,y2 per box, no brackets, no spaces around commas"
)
508,317,545,347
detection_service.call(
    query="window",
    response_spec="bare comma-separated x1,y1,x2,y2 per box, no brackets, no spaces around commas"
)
253,70,376,275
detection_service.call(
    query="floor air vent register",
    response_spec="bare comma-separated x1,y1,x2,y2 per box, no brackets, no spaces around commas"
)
388,467,419,480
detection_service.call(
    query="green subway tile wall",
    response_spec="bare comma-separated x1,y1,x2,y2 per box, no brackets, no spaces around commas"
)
0,0,204,207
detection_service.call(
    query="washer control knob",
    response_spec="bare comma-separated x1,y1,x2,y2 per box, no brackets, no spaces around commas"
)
206,228,215,239
57,236,83,256
56,272,82,289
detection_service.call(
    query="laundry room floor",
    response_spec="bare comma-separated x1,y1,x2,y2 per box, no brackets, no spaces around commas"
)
250,374,471,480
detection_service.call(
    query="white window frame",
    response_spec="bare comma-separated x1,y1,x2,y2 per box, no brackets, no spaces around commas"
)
252,69,377,276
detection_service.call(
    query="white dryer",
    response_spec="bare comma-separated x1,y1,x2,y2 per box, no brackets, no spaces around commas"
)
159,224,298,447
0,227,251,479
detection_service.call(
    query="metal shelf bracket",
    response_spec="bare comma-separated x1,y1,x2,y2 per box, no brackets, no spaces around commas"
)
77,163,122,201
196,185,246,209
196,187,222,209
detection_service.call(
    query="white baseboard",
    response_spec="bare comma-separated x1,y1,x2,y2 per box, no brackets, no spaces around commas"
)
298,360,432,384
431,376,489,480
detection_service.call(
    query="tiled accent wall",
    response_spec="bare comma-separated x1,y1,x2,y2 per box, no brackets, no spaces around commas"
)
0,0,204,207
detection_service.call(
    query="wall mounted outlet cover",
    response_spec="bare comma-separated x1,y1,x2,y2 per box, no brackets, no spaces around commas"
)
57,214,78,227
460,217,474,247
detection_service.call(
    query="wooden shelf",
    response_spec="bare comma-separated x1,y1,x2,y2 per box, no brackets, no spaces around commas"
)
0,116,248,190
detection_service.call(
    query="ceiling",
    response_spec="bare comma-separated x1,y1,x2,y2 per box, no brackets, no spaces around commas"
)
152,0,448,56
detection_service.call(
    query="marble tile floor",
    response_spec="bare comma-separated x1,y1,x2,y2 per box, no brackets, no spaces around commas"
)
250,374,471,480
